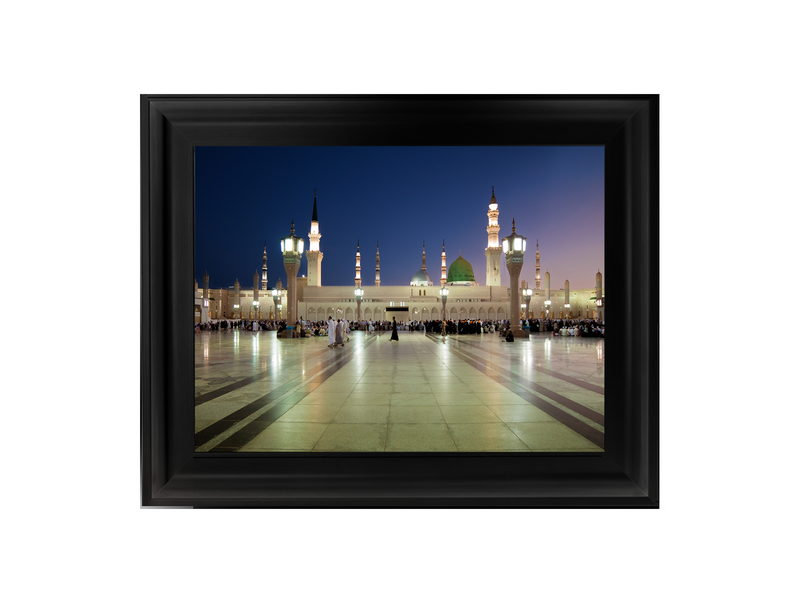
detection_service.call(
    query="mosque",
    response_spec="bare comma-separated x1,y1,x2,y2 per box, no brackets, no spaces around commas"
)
194,189,604,325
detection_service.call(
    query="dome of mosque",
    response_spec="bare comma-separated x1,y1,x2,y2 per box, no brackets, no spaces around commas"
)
410,268,432,286
447,254,477,284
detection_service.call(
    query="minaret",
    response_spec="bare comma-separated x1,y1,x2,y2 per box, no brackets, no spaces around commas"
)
565,279,570,316
441,240,447,286
260,242,268,290
355,240,362,288
421,241,427,271
375,242,381,287
305,190,323,286
485,186,502,286
535,240,541,290
233,278,241,319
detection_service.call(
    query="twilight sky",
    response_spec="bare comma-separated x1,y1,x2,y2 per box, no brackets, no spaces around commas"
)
195,146,604,291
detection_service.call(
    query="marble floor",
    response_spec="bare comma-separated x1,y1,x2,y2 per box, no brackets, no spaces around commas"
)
195,329,605,453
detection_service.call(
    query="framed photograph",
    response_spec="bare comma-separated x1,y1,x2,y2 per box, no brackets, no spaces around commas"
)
141,95,658,508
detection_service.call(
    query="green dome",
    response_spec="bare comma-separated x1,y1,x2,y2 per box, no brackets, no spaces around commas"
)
447,254,476,284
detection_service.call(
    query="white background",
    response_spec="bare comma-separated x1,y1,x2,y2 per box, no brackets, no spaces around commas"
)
2,1,801,602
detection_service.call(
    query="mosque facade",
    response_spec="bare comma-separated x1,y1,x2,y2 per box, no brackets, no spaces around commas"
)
195,190,604,325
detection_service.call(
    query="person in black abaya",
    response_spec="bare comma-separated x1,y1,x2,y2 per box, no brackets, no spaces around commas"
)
390,317,399,341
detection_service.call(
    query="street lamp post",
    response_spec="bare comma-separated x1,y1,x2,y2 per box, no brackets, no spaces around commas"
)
440,286,449,322
354,287,364,323
502,219,528,338
544,299,552,319
280,221,304,337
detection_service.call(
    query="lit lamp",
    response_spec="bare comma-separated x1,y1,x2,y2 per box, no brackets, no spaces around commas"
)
280,221,304,337
544,299,552,319
440,286,449,322
502,219,528,338
355,287,364,322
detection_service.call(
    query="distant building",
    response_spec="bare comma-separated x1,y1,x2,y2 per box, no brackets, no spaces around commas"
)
195,190,604,323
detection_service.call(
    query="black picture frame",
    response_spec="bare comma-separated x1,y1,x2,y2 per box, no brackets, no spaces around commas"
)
141,94,658,508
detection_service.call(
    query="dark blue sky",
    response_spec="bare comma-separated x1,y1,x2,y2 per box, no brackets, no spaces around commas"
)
195,146,604,291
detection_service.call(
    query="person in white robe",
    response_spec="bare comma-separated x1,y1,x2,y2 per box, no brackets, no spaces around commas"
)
335,319,344,346
327,316,336,347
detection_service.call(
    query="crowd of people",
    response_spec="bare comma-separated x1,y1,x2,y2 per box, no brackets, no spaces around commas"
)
194,316,605,340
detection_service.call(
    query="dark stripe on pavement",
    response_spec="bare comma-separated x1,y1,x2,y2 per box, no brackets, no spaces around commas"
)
195,337,375,450
428,335,604,448
444,338,605,427
195,343,332,406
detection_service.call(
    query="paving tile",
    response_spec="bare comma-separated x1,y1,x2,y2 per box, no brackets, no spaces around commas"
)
312,383,357,393
312,424,388,451
476,392,532,405
343,393,392,406
351,383,394,393
297,391,351,405
392,383,434,393
433,393,484,406
385,424,458,451
332,405,390,424
240,422,328,451
274,404,342,423
448,424,529,451
488,404,555,423
439,406,502,423
427,383,473,393
389,406,446,423
508,422,603,451
390,392,438,406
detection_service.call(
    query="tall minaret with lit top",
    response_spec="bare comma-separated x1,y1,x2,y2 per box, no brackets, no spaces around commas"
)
355,240,362,288
260,242,268,290
535,240,541,290
441,240,447,286
374,242,381,287
484,186,502,286
305,190,323,286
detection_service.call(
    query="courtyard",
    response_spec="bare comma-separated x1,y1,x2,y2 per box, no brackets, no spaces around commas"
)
195,330,604,452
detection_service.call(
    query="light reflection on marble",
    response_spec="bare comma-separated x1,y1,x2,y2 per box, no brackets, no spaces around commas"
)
195,330,604,452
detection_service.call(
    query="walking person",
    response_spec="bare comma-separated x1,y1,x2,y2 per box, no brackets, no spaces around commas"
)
327,316,336,347
335,318,344,346
390,317,399,341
